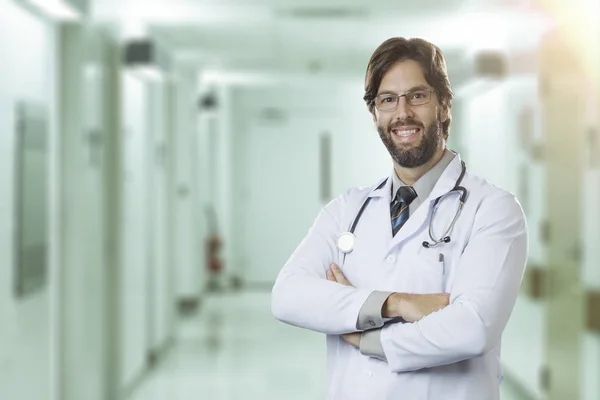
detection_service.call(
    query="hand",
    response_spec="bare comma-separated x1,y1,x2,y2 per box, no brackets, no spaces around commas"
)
326,264,360,347
326,263,354,287
340,332,361,348
383,293,450,322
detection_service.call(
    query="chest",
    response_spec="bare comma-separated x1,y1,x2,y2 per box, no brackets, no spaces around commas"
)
338,194,473,294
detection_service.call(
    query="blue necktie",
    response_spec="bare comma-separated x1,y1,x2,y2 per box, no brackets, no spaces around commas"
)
391,186,417,236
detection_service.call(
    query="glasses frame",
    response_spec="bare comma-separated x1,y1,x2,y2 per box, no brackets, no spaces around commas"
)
374,88,435,112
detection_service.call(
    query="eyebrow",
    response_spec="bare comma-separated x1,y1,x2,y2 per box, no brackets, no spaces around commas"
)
377,85,430,96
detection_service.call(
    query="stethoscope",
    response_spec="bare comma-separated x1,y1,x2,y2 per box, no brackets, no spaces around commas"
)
337,161,468,254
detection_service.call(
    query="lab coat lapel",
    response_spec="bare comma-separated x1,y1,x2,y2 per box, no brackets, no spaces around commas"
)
389,155,464,247
367,176,392,201
367,178,394,248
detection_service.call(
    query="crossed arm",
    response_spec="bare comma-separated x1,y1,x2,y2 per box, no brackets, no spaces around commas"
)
326,263,449,349
271,192,528,372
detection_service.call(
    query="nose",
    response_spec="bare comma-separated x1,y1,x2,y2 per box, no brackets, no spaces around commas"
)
393,96,414,121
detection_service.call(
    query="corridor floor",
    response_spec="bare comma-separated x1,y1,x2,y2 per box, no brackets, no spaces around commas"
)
129,291,528,400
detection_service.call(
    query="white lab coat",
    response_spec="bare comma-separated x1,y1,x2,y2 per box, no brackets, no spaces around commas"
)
271,154,529,400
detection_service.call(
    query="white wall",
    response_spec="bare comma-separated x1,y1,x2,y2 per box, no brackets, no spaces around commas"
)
0,2,57,399
582,166,600,399
174,68,202,298
581,92,600,400
58,24,115,400
120,71,151,389
147,81,173,350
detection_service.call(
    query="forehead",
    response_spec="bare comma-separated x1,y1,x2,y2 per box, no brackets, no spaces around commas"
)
378,60,429,94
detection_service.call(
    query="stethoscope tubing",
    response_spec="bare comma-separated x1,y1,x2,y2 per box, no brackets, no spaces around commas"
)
338,161,467,254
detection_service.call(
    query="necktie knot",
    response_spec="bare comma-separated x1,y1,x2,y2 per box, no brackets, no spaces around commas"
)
396,186,417,205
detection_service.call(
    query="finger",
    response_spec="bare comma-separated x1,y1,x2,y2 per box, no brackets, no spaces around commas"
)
331,265,352,286
326,268,336,282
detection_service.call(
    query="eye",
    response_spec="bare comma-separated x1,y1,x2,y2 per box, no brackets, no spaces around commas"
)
409,91,427,100
380,96,395,103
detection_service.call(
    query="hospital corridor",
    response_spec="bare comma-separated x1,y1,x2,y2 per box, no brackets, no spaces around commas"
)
0,0,599,399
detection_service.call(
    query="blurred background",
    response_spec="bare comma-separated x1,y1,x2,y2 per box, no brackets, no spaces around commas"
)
0,0,598,399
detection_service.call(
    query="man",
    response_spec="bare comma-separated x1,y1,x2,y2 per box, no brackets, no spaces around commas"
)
271,37,528,400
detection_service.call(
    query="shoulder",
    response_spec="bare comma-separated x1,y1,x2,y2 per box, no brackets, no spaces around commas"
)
322,178,388,216
462,172,527,230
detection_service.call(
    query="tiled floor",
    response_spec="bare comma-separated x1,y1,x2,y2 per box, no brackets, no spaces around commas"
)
129,291,530,400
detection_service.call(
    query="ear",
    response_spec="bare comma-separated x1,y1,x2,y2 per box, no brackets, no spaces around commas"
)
371,110,378,125
440,105,450,123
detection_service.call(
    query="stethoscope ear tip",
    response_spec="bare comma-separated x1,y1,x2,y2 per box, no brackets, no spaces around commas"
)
422,241,430,248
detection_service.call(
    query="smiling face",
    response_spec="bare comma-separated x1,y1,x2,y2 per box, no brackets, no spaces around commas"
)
373,60,448,168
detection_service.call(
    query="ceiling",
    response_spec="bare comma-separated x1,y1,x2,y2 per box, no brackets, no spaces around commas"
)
91,0,556,80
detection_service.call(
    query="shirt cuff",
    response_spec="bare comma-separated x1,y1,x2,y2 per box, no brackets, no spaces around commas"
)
356,291,393,331
360,328,387,361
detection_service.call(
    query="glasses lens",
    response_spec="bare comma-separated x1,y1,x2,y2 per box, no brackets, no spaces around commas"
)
406,90,430,106
375,95,397,111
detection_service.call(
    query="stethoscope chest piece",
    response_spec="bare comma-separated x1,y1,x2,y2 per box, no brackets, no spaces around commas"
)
337,232,356,253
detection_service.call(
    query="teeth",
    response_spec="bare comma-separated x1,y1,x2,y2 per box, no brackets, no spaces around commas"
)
395,128,418,136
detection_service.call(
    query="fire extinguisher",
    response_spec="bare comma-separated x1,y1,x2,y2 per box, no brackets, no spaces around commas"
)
205,205,223,274
207,234,222,273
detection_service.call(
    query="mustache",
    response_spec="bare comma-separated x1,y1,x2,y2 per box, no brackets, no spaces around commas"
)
388,119,423,130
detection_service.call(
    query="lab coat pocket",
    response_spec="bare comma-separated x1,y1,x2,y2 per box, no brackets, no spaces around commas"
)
411,250,445,294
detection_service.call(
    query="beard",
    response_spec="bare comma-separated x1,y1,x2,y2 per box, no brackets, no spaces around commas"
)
377,112,443,168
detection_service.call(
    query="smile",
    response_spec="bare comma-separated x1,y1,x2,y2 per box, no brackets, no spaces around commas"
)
393,128,419,136
391,126,421,139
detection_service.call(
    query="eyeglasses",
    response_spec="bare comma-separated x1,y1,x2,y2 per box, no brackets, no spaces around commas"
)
374,88,434,111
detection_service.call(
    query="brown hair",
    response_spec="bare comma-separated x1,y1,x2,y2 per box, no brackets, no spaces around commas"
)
363,37,453,139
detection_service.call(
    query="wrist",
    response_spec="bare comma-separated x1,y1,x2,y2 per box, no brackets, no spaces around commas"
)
383,293,406,318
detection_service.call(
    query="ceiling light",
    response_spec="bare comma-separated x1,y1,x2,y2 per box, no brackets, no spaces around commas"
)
26,0,85,21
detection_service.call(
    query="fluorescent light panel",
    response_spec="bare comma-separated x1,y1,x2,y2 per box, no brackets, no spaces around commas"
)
131,66,164,82
27,0,82,21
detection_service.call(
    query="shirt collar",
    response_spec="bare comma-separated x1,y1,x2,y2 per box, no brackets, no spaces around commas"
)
391,148,457,202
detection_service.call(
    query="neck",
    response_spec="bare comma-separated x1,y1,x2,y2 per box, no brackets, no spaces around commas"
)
394,146,445,186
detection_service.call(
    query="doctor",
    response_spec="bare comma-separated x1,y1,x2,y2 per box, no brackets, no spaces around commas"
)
271,37,528,400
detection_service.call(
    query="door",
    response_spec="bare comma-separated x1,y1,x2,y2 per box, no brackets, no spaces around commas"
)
239,115,336,286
